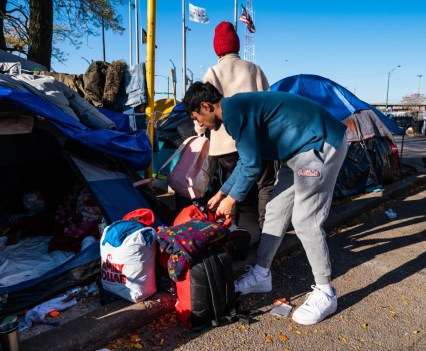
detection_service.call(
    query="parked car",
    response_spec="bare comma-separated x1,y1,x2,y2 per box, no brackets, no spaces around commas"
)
389,115,416,131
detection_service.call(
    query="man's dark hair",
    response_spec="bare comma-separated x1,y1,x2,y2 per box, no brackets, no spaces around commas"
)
183,82,223,114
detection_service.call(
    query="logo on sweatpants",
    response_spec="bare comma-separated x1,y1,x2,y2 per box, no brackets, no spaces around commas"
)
297,169,320,177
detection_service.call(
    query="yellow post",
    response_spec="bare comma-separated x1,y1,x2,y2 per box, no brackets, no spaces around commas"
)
145,0,156,180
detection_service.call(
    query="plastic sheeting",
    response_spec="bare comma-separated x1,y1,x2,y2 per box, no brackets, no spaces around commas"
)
0,86,152,169
157,103,197,148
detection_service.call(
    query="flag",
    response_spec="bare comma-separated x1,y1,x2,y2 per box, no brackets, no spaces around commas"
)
189,3,209,24
239,4,255,33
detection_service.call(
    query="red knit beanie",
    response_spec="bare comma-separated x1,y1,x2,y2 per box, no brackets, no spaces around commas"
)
213,21,240,56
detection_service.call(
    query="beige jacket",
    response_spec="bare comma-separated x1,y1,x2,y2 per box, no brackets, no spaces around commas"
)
195,53,269,156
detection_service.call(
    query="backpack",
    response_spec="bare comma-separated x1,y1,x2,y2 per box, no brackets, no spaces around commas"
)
170,202,249,262
172,201,231,227
158,136,216,199
175,246,237,330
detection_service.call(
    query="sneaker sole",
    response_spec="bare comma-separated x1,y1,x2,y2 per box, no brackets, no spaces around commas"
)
291,304,337,325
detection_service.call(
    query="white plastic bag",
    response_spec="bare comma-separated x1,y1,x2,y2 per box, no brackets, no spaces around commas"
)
100,220,156,303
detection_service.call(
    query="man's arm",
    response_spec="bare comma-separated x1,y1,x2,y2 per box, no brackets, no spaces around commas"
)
219,108,263,201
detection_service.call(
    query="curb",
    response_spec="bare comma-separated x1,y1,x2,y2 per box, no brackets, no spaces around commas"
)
21,294,176,351
21,173,426,351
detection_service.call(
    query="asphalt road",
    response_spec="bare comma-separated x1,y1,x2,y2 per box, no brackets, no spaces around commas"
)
394,134,426,172
102,183,426,351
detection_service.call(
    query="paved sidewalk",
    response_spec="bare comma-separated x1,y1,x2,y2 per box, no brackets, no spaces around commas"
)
20,171,426,351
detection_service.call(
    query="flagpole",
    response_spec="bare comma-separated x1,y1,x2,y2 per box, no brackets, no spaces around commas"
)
234,0,238,30
129,0,133,65
135,0,139,64
182,0,187,97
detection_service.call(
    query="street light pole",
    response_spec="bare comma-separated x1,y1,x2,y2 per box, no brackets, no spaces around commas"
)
385,65,401,113
417,74,423,95
186,68,193,86
417,74,423,119
155,74,170,97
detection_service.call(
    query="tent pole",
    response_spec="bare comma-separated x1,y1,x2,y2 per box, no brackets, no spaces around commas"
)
400,134,405,160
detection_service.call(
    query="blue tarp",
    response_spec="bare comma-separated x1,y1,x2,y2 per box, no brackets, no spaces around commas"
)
271,74,404,136
0,86,152,169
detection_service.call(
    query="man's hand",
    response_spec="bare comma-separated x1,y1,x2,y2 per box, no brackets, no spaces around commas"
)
215,195,236,218
207,191,226,210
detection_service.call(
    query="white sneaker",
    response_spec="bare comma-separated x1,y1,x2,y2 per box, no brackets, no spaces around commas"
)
292,285,337,325
234,265,272,295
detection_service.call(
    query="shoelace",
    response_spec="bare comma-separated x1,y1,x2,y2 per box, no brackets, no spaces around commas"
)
303,285,330,309
236,265,255,282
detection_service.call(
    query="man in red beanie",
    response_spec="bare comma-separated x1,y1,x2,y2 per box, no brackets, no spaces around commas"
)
195,21,276,234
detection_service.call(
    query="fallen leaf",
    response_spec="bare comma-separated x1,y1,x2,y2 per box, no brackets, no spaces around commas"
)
133,343,143,349
278,333,289,341
237,325,246,330
362,323,368,329
295,330,302,335
130,335,138,342
412,330,420,334
265,337,273,343
313,329,318,333
338,334,347,343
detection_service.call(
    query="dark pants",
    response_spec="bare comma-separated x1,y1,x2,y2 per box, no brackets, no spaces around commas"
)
217,152,277,231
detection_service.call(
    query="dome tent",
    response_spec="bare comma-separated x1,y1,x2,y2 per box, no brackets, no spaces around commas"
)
271,74,404,136
271,74,402,197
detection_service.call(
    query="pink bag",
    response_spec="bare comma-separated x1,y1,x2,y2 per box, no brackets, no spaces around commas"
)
159,136,216,199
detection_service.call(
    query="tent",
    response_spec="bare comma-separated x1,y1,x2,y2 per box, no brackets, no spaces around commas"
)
271,74,404,136
0,81,165,316
271,74,403,197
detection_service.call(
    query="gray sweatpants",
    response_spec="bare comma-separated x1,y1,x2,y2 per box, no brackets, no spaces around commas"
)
257,136,347,285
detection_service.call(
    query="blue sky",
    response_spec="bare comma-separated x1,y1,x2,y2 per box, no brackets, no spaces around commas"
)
55,1,426,104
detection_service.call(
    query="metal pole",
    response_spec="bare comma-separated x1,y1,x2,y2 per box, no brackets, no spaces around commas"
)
385,65,401,113
385,72,391,112
170,59,177,103
170,68,177,103
167,76,170,97
417,75,423,119
145,0,156,180
186,68,193,84
417,74,423,95
135,0,139,64
129,0,133,65
182,0,186,97
102,15,106,61
234,0,238,31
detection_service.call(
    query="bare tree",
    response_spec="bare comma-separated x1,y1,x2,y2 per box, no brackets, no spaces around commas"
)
401,93,426,119
1,0,125,69
27,0,52,69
